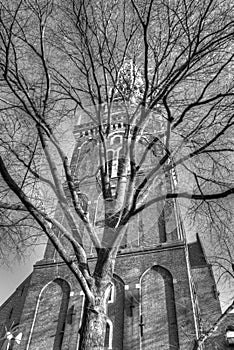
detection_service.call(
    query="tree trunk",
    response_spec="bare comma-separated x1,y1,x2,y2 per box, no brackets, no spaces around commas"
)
79,290,108,350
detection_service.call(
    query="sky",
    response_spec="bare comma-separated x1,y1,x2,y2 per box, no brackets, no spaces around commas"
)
0,245,45,305
0,119,76,306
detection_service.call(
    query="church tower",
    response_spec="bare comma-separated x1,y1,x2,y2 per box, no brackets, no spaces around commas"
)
0,63,223,350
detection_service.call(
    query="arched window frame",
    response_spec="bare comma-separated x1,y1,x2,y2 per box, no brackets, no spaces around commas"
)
26,278,71,350
139,265,179,349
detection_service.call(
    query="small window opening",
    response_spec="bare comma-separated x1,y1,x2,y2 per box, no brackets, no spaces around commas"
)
104,321,113,349
108,283,115,304
107,150,113,177
158,209,166,243
117,157,125,177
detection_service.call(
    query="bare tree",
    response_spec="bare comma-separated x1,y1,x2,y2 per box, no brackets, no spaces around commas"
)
0,0,234,348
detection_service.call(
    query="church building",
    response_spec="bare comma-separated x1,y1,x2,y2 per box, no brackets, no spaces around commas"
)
0,66,234,350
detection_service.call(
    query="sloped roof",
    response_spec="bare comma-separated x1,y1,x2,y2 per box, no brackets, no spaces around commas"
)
188,233,207,267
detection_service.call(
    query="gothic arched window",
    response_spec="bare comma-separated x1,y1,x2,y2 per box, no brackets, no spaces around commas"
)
53,279,70,350
140,266,179,350
27,279,70,350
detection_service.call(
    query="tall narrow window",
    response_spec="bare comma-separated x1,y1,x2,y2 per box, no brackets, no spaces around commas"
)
108,283,115,304
108,134,124,178
107,150,114,177
158,209,166,243
141,266,179,350
117,148,125,177
104,320,113,349
28,279,70,350
53,279,70,350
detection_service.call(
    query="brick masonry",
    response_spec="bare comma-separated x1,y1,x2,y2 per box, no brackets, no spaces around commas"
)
1,236,234,350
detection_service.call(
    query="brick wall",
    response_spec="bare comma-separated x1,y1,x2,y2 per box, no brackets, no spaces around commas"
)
191,266,222,332
16,261,84,350
114,243,198,350
0,240,225,350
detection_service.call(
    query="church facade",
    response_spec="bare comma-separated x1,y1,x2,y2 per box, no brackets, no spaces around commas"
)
0,107,234,350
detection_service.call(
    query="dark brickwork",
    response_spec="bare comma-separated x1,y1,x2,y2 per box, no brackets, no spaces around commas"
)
188,235,222,333
6,260,84,350
141,266,179,349
115,243,198,350
1,238,231,350
191,266,222,332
